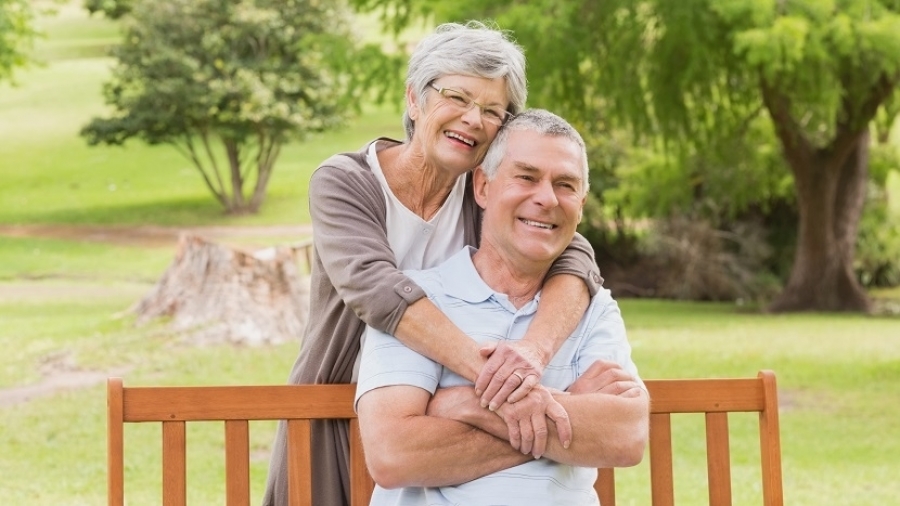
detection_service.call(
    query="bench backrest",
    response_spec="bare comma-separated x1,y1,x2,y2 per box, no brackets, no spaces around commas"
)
108,371,783,505
596,370,783,506
106,379,371,506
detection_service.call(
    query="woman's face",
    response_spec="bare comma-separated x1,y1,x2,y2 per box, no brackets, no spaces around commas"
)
407,74,509,177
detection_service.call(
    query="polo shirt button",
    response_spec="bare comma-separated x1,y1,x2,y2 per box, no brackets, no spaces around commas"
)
592,273,601,283
403,286,412,293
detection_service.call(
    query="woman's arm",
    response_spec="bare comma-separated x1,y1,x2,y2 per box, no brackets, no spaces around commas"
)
475,232,601,408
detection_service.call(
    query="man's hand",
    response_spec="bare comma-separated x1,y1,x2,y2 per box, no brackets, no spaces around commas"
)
475,340,545,411
567,359,643,397
495,384,572,458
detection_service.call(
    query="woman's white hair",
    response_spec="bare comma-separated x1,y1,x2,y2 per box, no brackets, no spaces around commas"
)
403,20,527,140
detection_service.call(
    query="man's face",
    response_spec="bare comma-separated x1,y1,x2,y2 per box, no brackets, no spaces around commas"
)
474,129,586,269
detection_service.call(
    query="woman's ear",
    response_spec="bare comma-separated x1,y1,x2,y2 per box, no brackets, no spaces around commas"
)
473,167,489,210
405,85,420,122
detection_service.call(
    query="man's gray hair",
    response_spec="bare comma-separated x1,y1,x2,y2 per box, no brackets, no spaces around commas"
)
403,21,527,140
480,109,590,194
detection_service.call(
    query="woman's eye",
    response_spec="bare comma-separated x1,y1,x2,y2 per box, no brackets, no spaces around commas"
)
448,94,470,106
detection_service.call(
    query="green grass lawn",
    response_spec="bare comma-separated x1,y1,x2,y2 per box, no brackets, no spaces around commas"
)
1,2,899,505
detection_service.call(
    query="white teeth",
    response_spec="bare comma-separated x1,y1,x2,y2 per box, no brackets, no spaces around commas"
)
521,219,554,230
446,131,474,146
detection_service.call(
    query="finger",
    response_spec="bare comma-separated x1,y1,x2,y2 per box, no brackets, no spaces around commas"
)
599,378,639,396
482,363,519,409
488,372,524,410
507,373,539,403
506,417,521,451
619,385,644,398
474,344,502,397
531,412,548,459
545,399,572,449
519,417,534,456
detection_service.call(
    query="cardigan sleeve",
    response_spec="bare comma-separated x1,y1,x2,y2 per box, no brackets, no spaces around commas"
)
308,153,427,336
546,232,603,297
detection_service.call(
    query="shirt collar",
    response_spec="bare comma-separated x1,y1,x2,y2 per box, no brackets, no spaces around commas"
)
439,246,541,313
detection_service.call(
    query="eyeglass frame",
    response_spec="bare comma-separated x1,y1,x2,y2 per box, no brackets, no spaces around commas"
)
427,82,514,126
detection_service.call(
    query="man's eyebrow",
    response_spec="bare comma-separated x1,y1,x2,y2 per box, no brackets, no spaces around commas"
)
511,161,540,173
511,161,582,184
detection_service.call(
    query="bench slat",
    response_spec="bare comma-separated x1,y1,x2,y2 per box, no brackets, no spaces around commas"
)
162,421,186,506
705,412,732,505
287,419,312,506
123,384,357,421
649,412,675,506
225,420,250,506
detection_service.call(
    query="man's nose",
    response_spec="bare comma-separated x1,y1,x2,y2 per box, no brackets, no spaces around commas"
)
533,180,558,207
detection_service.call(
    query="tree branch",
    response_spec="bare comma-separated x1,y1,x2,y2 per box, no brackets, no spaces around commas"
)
179,134,227,208
200,128,227,199
830,71,899,167
759,77,814,171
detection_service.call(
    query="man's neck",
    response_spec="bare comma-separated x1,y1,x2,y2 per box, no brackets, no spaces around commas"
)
471,246,549,307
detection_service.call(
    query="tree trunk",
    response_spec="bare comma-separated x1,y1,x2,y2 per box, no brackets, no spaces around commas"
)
769,130,871,313
131,234,311,345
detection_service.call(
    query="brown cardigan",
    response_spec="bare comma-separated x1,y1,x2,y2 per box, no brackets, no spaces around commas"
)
262,138,603,506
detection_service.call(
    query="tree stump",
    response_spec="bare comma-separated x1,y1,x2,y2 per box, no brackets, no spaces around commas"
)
131,234,310,346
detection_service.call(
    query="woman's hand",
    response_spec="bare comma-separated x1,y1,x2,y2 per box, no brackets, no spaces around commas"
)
475,341,545,411
426,384,572,460
494,384,572,458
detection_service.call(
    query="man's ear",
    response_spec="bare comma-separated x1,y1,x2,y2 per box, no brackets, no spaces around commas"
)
473,167,489,210
405,85,420,122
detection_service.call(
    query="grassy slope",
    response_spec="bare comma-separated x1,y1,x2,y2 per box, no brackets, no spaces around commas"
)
0,2,898,505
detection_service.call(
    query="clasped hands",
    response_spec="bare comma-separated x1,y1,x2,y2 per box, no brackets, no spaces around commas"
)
432,340,642,459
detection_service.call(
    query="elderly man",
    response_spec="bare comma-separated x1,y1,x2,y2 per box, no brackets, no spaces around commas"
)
355,109,649,506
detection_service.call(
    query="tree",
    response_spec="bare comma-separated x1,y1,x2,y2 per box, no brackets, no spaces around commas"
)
82,0,365,214
0,0,38,83
355,0,900,312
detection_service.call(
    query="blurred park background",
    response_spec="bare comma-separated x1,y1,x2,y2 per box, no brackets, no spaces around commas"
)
1,0,898,504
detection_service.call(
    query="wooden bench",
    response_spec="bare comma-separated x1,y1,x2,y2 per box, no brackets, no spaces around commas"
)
108,370,783,505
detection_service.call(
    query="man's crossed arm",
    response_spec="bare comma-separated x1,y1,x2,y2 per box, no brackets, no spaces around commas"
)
356,360,649,489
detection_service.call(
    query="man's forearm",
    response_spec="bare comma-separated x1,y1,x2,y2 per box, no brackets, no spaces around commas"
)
358,387,529,489
438,386,649,468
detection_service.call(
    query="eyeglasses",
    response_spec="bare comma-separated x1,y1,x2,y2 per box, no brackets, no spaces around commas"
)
428,82,513,126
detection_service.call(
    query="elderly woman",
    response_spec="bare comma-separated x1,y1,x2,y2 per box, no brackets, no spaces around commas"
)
263,21,602,506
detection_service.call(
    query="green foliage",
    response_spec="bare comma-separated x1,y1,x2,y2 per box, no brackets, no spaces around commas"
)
81,0,371,214
0,0,38,82
83,0,133,19
352,0,900,306
856,144,900,287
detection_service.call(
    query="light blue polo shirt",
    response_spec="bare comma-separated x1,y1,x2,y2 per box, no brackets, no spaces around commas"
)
356,246,642,506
